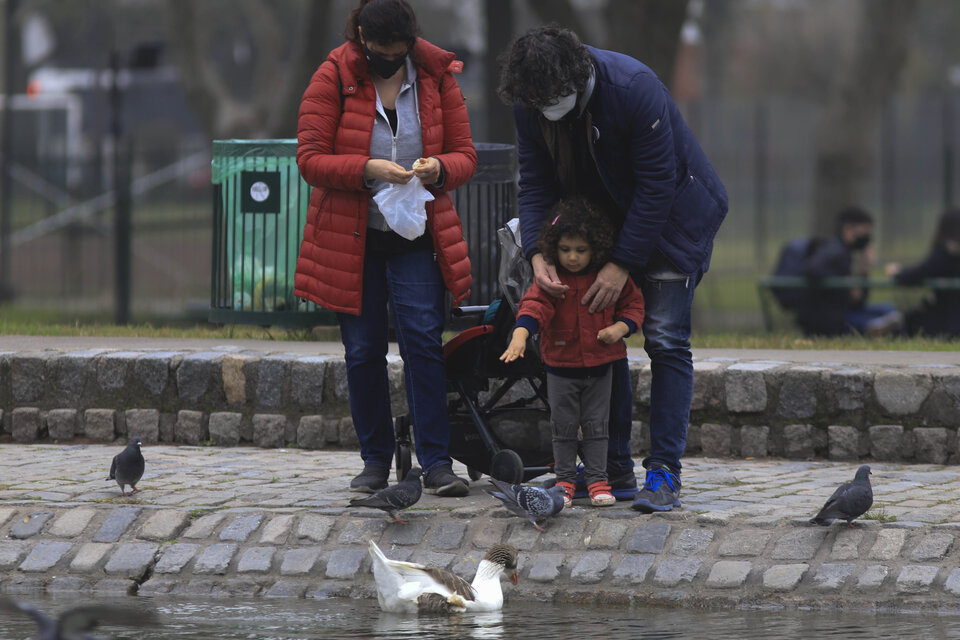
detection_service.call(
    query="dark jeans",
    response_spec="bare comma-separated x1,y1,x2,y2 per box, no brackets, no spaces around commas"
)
607,256,699,476
337,247,452,475
546,368,612,487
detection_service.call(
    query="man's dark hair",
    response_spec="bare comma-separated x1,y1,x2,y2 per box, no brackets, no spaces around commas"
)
538,197,615,271
497,24,593,110
933,208,960,249
345,0,419,46
834,206,874,235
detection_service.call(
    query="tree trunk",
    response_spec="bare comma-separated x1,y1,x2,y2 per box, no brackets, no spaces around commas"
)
811,0,918,234
167,0,336,139
604,0,689,89
271,0,338,139
484,0,515,144
526,0,588,38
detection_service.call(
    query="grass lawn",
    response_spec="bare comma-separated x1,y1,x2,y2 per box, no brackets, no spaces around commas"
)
3,304,959,351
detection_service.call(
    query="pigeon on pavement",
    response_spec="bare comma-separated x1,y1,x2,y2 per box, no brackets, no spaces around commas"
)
809,464,873,527
349,467,422,524
106,437,144,497
0,596,158,640
484,477,565,531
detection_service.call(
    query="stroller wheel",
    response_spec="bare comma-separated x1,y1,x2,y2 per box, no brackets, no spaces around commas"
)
467,467,483,482
490,449,524,484
395,442,412,483
394,414,412,483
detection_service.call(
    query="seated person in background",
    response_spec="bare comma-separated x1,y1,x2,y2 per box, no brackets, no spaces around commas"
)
885,208,960,337
795,206,902,337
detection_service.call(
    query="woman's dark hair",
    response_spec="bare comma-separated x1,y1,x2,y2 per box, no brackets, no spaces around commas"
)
497,24,593,110
538,198,615,271
344,0,419,46
933,208,960,249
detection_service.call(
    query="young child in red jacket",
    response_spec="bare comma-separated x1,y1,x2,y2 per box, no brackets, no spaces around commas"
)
500,198,645,506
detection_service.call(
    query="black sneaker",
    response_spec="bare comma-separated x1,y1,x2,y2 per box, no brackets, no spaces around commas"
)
608,469,639,500
423,464,469,497
350,465,389,493
631,463,682,513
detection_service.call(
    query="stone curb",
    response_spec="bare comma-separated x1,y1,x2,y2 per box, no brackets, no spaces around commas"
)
2,348,960,463
2,502,960,612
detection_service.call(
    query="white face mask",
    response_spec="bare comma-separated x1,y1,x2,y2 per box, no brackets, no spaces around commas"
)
540,92,578,121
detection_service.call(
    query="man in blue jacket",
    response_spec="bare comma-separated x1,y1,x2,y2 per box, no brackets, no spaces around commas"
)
497,25,728,513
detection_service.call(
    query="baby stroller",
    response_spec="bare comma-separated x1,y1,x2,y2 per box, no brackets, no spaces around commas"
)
394,219,554,484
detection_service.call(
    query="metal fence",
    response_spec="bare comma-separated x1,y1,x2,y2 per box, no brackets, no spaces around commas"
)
3,93,959,332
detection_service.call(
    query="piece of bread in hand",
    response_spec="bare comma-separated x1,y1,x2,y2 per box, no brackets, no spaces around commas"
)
412,158,427,170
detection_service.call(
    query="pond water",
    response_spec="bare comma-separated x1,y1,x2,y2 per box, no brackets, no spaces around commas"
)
1,595,960,639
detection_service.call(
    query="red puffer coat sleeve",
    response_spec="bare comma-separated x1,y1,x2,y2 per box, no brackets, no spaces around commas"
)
296,59,369,192
426,66,476,192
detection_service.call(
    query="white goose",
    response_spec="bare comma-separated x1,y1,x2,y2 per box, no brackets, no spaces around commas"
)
367,539,519,613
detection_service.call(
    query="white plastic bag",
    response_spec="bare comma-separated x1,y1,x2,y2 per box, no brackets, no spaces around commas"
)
372,177,434,241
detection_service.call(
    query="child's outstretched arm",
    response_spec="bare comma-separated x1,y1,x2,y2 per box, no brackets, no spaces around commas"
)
597,321,630,344
500,326,530,362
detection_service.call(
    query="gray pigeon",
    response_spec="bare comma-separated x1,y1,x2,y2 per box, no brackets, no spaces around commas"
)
106,437,144,497
349,466,422,523
0,596,158,640
484,477,565,531
810,464,873,527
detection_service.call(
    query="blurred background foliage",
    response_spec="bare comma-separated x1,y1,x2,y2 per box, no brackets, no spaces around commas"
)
1,0,959,339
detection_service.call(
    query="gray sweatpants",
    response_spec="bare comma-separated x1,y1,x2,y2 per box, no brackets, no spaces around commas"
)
546,368,612,487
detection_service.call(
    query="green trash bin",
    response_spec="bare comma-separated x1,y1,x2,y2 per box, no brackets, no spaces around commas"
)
209,139,334,326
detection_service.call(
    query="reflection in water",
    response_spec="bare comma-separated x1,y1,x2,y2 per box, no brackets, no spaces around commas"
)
373,609,505,640
0,594,959,639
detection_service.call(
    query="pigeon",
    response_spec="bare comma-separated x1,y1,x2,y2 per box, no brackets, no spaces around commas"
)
368,539,518,613
0,596,158,640
484,477,565,532
106,437,144,497
349,467,422,524
809,464,873,527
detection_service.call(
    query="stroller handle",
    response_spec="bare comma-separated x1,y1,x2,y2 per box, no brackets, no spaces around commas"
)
452,305,489,317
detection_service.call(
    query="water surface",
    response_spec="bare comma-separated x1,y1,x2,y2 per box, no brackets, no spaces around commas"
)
1,595,959,639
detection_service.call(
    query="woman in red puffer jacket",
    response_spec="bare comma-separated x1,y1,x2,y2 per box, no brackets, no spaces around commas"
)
294,0,477,497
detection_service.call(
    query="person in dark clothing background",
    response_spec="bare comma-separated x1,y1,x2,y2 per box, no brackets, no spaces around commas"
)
795,206,902,337
885,208,960,337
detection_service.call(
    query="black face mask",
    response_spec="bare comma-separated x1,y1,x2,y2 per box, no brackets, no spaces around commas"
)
363,45,406,79
848,234,871,251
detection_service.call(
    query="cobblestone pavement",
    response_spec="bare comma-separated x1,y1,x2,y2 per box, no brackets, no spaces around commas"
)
2,443,960,611
1,444,958,524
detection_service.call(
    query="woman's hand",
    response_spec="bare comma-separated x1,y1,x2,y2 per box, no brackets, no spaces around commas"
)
500,327,529,363
412,157,442,185
364,159,413,184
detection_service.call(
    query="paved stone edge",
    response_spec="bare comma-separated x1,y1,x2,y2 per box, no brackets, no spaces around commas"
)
1,503,959,612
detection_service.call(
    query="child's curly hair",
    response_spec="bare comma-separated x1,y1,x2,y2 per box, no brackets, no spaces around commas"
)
538,198,615,271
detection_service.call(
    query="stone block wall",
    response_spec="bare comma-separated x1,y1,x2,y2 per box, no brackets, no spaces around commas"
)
1,348,959,464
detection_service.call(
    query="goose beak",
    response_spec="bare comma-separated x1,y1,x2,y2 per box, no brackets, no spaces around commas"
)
509,571,519,585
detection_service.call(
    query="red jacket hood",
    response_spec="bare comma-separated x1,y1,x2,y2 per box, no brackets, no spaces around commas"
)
332,38,459,91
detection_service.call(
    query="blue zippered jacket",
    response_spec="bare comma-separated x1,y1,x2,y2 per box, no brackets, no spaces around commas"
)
514,46,728,275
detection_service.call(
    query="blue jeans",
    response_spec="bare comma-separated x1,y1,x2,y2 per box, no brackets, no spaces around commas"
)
337,247,452,475
845,302,898,334
608,256,699,476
